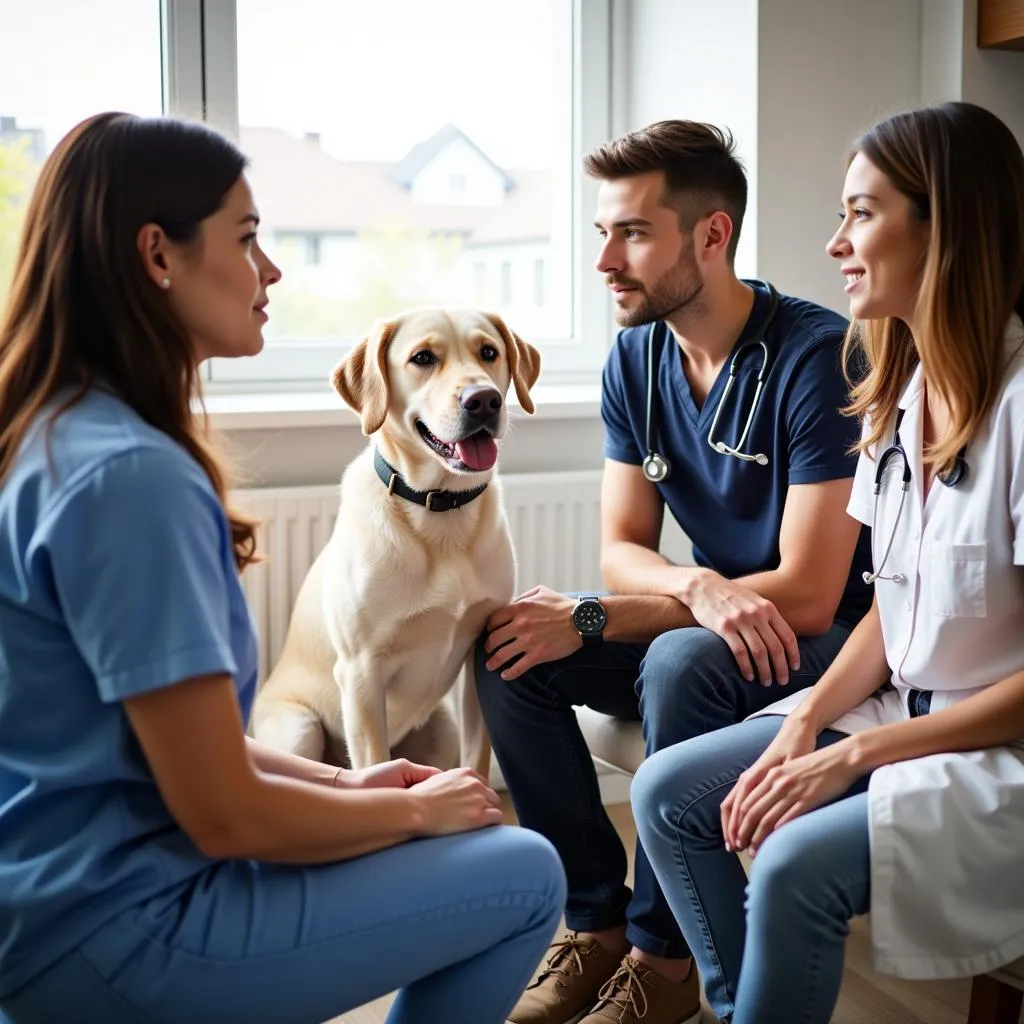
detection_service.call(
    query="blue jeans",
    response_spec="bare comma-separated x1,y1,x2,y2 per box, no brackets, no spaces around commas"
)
475,619,852,960
0,825,565,1024
632,717,873,1024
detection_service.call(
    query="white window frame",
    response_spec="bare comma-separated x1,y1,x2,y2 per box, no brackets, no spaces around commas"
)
157,0,613,392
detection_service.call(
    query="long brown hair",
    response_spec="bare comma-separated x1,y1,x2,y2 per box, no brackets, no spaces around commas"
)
584,120,748,264
842,102,1024,472
0,112,258,569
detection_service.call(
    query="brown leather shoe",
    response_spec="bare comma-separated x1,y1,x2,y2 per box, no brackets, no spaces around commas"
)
508,931,624,1024
579,955,702,1023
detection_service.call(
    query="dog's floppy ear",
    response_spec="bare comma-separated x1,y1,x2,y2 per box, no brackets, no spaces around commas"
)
331,318,400,436
486,313,542,415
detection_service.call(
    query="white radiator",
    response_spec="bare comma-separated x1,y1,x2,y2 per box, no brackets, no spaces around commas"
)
234,470,692,683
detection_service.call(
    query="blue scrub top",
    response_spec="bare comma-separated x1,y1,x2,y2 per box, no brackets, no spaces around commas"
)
0,389,259,998
602,280,873,627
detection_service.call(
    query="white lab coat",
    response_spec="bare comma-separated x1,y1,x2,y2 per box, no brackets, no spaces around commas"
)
754,316,1024,979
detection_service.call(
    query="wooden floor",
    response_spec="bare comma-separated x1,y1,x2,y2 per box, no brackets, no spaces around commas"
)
328,798,1006,1024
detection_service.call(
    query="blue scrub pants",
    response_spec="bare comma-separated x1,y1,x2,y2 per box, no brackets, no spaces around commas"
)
0,825,565,1024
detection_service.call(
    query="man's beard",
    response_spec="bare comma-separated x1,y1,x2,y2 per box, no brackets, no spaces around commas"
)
611,251,703,328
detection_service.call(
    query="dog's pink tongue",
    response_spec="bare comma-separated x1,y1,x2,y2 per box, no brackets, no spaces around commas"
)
455,435,498,471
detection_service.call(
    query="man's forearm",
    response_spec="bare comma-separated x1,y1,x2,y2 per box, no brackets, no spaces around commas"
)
601,594,696,642
724,569,839,636
602,540,696,598
602,541,838,636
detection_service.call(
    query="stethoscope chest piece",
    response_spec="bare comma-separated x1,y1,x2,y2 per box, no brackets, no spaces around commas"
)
642,453,671,483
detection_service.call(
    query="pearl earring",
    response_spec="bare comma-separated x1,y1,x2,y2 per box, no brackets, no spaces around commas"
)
160,277,171,290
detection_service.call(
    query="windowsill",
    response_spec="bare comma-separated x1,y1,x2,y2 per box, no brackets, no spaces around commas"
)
203,383,602,431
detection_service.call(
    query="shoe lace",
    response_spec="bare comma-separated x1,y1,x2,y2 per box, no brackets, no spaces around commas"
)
530,932,591,993
593,959,649,1019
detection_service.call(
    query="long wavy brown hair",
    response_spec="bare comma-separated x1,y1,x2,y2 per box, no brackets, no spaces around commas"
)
841,102,1024,473
0,112,258,569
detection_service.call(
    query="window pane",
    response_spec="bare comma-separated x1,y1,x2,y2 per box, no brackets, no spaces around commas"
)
0,2,164,313
237,0,573,348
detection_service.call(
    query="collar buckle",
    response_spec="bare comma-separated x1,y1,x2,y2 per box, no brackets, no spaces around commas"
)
373,448,487,513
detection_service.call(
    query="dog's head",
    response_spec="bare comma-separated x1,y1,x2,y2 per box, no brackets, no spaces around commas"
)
331,307,541,477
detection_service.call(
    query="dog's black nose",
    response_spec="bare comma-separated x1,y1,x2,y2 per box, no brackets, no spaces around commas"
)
459,385,502,421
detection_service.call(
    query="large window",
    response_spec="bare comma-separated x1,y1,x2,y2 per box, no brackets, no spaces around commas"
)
1,0,611,391
0,2,164,317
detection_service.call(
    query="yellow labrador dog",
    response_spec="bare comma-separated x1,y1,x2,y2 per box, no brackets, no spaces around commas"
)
252,308,540,775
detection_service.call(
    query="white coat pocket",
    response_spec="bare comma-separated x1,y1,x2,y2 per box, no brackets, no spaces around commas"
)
928,542,988,618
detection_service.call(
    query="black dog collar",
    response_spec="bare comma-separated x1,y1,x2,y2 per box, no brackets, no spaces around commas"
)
373,449,489,512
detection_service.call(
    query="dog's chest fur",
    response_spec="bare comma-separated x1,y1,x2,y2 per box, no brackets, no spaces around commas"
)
322,467,516,741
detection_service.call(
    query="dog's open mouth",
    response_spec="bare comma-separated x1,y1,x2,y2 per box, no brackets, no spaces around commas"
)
416,422,498,472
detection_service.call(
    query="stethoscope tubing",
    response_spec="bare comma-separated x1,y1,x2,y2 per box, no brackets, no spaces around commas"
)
863,410,968,586
643,281,780,482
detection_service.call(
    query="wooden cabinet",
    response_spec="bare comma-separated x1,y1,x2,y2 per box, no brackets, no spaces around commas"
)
978,0,1024,49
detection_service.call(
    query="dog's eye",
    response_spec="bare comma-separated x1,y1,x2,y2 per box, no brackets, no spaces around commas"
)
410,350,437,367
480,345,499,362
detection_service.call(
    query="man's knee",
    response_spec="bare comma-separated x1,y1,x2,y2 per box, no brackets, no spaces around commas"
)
637,628,743,742
473,631,564,724
474,631,513,718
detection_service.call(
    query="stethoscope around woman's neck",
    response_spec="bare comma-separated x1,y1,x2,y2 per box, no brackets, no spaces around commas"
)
863,407,969,585
642,281,782,484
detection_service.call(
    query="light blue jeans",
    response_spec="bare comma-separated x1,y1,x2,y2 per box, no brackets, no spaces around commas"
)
632,717,873,1024
0,825,565,1024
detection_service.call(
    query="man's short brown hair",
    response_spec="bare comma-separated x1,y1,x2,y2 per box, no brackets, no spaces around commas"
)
584,120,748,264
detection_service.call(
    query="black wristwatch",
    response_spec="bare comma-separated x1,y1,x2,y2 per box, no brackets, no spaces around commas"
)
572,595,607,647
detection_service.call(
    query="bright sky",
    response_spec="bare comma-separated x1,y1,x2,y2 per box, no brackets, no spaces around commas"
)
0,0,566,170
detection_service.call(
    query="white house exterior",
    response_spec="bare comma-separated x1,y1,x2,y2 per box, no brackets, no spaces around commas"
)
240,123,564,342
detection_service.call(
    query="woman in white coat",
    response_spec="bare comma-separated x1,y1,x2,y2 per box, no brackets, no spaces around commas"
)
630,100,1024,1024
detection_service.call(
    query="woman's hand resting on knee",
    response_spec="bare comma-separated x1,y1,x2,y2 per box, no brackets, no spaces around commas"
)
125,674,506,863
721,715,818,852
341,761,505,835
410,767,506,836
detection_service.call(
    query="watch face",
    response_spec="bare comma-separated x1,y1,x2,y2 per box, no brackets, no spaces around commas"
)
574,599,607,634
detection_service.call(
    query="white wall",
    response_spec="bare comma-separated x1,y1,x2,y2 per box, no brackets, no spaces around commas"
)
222,415,607,490
926,0,1024,146
624,0,760,278
756,0,922,314
921,0,965,105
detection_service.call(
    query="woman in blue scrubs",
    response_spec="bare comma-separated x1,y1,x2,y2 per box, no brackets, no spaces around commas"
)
0,112,565,1024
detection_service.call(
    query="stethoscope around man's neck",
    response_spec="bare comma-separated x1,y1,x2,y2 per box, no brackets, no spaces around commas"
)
642,281,782,484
